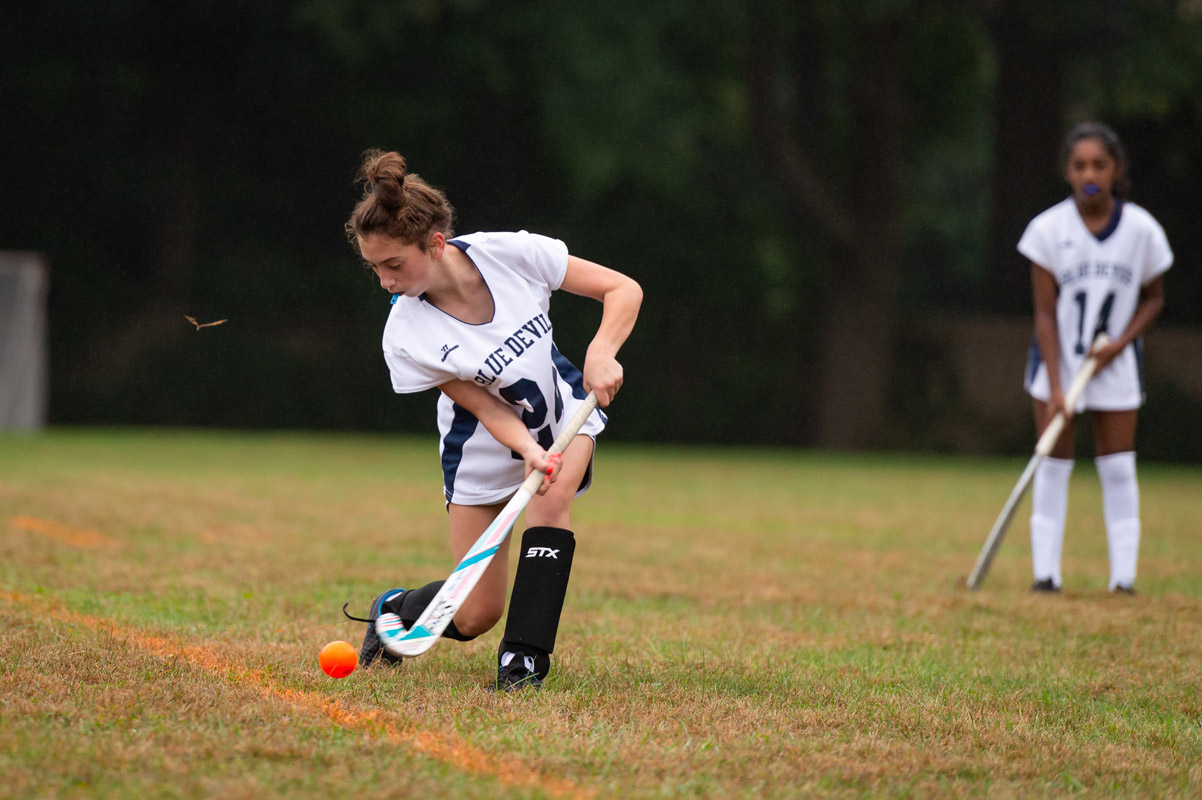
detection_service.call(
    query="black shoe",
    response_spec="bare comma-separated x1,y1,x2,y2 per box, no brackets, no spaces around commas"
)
1030,578,1061,593
491,651,543,692
1112,584,1137,595
352,588,407,667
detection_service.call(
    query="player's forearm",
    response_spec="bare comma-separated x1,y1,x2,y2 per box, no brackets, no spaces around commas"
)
480,405,544,461
1034,312,1063,395
586,277,642,360
1030,264,1063,395
1115,279,1165,349
438,381,543,462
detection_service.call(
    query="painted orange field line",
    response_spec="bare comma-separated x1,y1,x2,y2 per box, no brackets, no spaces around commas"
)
10,516,117,549
3,591,593,800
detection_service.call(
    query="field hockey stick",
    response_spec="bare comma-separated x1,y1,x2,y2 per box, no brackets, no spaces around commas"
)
966,334,1110,590
376,391,599,657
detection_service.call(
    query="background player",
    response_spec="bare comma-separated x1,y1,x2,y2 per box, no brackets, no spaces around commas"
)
343,149,642,689
1019,121,1173,593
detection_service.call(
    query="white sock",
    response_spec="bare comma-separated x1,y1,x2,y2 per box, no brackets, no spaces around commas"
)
1030,457,1074,587
1096,451,1140,590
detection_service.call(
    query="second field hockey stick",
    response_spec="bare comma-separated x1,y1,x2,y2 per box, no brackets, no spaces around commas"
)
966,334,1110,590
376,391,599,657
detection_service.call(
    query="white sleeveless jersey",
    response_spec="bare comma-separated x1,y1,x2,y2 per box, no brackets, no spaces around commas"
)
1018,198,1173,411
381,230,606,505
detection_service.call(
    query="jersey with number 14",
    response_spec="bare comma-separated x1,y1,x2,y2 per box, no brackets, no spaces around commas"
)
381,230,605,505
1018,198,1173,411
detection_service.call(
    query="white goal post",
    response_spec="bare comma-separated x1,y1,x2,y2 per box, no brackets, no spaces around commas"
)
0,252,49,431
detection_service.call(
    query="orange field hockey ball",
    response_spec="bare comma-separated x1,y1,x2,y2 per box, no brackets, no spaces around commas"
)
319,640,357,678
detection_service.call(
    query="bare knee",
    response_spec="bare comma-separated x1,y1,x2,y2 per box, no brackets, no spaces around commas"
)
452,604,503,638
526,491,573,529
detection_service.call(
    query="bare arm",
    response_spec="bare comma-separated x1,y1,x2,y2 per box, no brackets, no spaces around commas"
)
1031,263,1066,417
1090,276,1165,369
558,255,643,407
438,379,557,493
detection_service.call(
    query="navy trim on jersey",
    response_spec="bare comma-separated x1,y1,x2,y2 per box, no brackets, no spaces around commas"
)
425,238,493,326
1025,335,1042,391
551,344,587,400
1093,199,1124,243
551,344,608,425
441,403,480,503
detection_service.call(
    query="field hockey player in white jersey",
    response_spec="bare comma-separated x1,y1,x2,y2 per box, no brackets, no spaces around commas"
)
342,149,641,690
1019,122,1173,595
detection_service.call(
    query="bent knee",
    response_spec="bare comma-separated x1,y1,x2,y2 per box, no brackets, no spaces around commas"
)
526,496,573,529
452,607,503,638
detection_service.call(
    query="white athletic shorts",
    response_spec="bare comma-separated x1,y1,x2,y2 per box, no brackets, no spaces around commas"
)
1024,337,1146,412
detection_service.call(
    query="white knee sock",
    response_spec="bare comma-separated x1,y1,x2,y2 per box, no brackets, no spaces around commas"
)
1096,451,1140,590
1030,457,1074,587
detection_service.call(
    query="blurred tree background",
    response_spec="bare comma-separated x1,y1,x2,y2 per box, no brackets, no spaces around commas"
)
2,0,1200,456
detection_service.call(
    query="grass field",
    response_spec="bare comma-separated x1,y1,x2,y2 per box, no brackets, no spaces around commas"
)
3,429,1201,799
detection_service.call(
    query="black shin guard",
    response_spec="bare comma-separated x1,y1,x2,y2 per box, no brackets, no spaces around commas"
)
384,580,476,642
499,527,576,678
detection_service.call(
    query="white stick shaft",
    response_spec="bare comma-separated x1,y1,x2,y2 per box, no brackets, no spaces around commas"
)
966,335,1109,590
1033,334,1108,457
966,453,1041,589
378,392,599,656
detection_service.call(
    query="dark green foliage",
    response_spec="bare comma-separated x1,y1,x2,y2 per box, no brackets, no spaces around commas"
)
2,1,1200,454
